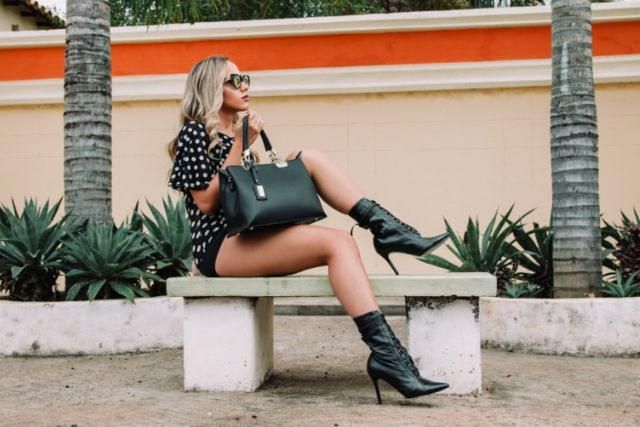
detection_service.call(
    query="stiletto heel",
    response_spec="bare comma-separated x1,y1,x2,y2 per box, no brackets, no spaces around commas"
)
370,375,383,404
378,250,399,275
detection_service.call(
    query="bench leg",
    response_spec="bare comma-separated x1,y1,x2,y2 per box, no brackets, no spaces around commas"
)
405,296,481,395
183,296,274,392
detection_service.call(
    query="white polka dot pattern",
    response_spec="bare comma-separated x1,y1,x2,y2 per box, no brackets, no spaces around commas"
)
167,120,235,273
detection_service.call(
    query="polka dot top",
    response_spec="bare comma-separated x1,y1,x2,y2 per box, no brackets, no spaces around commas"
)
167,120,235,271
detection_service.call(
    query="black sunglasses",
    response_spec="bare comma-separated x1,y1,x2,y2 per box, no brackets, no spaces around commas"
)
224,73,251,89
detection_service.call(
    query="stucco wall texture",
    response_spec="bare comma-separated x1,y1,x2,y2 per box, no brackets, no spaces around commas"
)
1,83,638,274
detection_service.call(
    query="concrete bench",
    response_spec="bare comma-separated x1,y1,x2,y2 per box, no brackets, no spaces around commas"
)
167,272,496,395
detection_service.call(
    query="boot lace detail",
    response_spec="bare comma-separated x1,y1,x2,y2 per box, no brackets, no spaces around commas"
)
381,314,421,377
373,202,420,235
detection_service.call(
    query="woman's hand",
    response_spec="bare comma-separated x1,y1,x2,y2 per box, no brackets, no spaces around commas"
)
233,110,264,147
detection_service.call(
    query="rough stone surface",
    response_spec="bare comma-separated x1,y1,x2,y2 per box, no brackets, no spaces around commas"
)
183,297,273,392
0,297,183,356
481,297,640,356
1,316,638,425
407,297,481,394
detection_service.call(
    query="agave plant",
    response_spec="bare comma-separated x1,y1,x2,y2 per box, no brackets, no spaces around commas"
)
601,217,620,277
601,269,640,298
58,220,162,302
612,224,640,280
602,208,640,280
504,281,543,299
0,198,69,301
137,196,192,296
507,215,553,298
120,200,144,233
418,205,532,293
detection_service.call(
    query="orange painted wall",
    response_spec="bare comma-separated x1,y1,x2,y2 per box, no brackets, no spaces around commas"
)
1,20,639,82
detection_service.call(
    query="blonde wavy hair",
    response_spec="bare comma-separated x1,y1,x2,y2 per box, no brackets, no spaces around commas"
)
167,55,260,176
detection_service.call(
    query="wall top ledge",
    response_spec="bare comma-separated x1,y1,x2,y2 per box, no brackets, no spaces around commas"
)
1,2,639,49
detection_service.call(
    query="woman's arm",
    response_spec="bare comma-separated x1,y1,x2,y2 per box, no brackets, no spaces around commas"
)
189,110,264,215
190,134,244,215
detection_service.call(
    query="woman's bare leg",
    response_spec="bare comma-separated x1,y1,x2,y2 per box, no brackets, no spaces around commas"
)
214,224,379,317
286,149,366,214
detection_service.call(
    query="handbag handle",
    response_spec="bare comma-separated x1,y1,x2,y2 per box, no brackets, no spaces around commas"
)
241,114,287,170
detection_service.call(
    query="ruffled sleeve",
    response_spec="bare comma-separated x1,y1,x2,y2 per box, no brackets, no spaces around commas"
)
168,122,218,192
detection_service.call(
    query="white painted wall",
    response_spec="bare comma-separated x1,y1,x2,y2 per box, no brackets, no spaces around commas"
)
0,297,183,356
481,297,640,356
3,295,640,358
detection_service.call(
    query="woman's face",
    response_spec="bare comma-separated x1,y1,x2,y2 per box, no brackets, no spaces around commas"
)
221,61,250,112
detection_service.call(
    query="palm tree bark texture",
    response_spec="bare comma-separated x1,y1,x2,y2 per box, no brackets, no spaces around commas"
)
64,0,112,225
550,0,602,298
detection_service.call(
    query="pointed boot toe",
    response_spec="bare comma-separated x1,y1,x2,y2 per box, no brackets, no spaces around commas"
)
419,231,450,256
418,379,449,394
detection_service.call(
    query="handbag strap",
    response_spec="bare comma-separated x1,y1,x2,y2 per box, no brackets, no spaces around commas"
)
241,114,287,169
242,114,273,152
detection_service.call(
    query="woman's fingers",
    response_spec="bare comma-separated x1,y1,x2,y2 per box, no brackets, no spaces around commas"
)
249,111,264,133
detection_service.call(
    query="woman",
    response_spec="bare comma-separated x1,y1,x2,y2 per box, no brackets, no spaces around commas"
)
167,55,451,404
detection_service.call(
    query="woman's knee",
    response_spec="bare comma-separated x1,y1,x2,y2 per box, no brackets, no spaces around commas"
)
324,228,360,259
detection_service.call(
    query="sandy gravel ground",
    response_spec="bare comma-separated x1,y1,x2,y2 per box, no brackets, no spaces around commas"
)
1,315,639,426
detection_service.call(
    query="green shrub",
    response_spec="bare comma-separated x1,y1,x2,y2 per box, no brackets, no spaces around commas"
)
121,200,144,233
601,269,640,298
137,196,193,296
508,215,553,297
602,208,640,281
506,209,640,298
0,198,68,301
503,281,543,298
418,205,532,294
58,220,162,302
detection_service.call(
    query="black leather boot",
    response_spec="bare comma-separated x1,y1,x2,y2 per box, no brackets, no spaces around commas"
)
353,309,449,404
348,198,449,275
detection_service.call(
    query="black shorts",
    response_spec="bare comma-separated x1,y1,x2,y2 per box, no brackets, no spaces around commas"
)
197,231,227,277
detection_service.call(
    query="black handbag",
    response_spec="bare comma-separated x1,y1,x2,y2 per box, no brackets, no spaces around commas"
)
218,114,327,237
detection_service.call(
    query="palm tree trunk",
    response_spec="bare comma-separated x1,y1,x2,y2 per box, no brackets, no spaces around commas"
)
64,0,112,225
550,0,602,298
